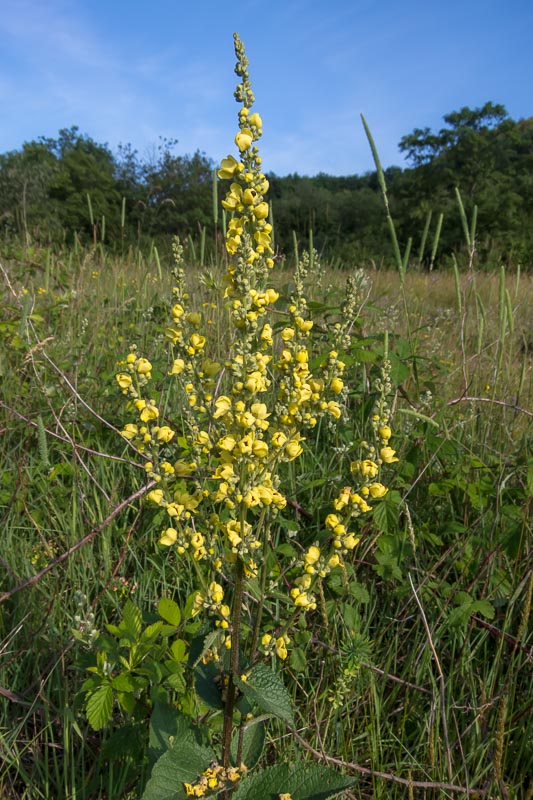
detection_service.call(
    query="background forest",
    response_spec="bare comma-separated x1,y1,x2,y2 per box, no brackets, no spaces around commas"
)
1,102,532,268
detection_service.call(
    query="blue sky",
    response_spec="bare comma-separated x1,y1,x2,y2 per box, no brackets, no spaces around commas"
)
1,0,532,176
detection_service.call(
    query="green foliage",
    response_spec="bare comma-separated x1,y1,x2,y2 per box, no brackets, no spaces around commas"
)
80,598,189,729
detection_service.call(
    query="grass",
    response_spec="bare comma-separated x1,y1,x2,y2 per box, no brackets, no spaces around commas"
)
1,243,532,799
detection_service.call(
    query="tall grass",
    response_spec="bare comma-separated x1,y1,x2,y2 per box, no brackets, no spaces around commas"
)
1,240,531,798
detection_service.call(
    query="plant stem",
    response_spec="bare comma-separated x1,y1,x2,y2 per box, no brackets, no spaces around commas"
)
221,557,245,769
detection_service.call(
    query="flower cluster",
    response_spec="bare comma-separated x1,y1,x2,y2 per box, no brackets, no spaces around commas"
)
114,35,398,659
184,761,244,797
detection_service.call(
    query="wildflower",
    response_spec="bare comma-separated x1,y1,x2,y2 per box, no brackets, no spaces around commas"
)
160,527,178,546
369,482,388,498
154,426,175,443
116,373,132,391
147,489,165,505
214,395,232,418
351,459,379,478
380,446,399,463
120,423,138,439
285,438,304,460
218,155,242,179
136,358,152,375
235,129,253,151
304,545,320,566
379,425,392,440
275,636,289,660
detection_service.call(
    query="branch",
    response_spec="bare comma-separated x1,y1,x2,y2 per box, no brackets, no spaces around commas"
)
292,730,487,796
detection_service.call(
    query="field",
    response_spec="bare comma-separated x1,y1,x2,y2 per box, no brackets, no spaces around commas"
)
1,239,531,799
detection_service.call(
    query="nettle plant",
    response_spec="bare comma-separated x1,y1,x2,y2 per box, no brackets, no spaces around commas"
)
80,34,399,800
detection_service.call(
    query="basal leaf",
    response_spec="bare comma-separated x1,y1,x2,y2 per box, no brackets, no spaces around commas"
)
141,738,215,800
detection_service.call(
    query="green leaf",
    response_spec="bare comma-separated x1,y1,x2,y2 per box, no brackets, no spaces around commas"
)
143,621,165,641
373,490,402,534
170,639,187,662
85,683,113,730
141,738,215,800
122,600,142,639
235,664,294,725
232,762,356,800
471,599,495,619
231,719,265,769
232,763,290,799
111,673,136,692
194,660,224,710
149,701,190,764
158,598,182,627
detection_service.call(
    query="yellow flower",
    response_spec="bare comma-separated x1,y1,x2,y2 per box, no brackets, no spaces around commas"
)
261,633,272,646
248,112,263,129
369,482,388,498
330,377,344,394
139,404,159,422
351,459,379,478
189,333,206,352
116,373,132,390
326,401,342,419
380,446,399,463
209,582,224,604
304,545,321,565
379,425,392,440
121,423,138,439
217,434,237,451
147,489,165,505
285,438,303,460
170,358,185,375
159,527,178,546
271,431,288,448
275,637,288,660
343,533,360,550
155,426,175,443
253,201,269,220
136,358,152,375
235,129,253,151
213,395,232,418
218,155,241,179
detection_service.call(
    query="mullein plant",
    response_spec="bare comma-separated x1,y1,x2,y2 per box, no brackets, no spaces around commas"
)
92,33,399,800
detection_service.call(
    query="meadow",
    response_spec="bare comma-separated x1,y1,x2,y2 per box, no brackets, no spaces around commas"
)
1,35,532,800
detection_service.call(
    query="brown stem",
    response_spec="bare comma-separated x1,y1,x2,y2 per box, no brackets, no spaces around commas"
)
221,557,245,770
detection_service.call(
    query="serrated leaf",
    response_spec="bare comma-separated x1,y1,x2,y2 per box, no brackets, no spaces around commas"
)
194,660,224,710
149,701,191,765
141,738,215,800
235,664,294,725
122,600,142,639
230,719,265,769
171,639,187,662
373,491,402,534
286,762,357,799
232,763,291,799
471,599,495,619
86,683,113,730
233,761,356,800
143,621,165,641
111,673,136,692
117,691,136,714
158,598,182,627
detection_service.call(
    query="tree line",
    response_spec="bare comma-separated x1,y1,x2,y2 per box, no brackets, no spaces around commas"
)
1,102,532,268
